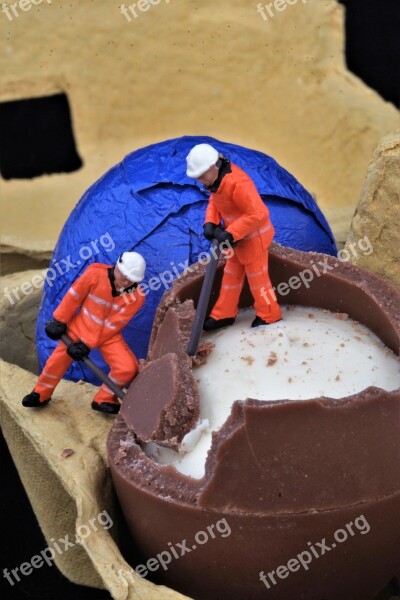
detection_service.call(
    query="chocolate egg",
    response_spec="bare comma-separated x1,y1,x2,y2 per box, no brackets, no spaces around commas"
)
107,243,400,599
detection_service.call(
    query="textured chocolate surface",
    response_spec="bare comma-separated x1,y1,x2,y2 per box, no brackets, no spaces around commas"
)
108,243,400,600
199,388,400,512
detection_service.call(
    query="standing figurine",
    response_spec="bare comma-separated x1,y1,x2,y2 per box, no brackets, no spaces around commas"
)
186,143,282,330
22,252,146,414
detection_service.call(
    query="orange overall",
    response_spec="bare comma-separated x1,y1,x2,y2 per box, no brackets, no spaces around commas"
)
205,162,281,323
34,263,145,405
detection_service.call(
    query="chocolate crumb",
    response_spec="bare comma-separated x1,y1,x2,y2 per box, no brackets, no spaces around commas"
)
192,341,215,367
241,355,255,365
267,351,278,366
61,449,75,458
335,312,349,320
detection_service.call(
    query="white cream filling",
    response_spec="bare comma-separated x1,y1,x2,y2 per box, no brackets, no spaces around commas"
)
144,305,400,480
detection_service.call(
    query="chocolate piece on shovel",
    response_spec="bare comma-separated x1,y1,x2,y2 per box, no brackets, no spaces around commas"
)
121,352,199,449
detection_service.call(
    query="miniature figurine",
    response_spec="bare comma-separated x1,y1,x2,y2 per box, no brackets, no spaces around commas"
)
186,143,282,330
22,252,146,414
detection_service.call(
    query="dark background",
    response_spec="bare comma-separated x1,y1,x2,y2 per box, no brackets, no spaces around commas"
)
338,0,399,107
1,1,399,599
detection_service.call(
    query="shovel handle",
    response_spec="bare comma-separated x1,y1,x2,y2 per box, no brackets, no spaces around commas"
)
187,240,221,356
61,334,125,400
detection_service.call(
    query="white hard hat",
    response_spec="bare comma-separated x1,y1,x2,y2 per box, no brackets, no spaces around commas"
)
117,252,146,282
186,144,219,178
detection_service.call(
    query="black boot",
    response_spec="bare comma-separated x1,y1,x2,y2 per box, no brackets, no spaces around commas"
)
22,392,50,408
91,401,120,415
203,316,235,331
251,316,269,328
252,315,282,327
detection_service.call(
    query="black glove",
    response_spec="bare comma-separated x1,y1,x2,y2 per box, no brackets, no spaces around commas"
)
45,319,67,340
213,227,235,246
203,222,217,242
67,341,90,361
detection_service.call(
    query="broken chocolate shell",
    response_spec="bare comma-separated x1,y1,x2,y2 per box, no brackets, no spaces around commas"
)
121,352,199,449
147,299,195,363
108,242,400,600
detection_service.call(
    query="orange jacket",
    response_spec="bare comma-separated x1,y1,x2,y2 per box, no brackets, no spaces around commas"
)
53,263,145,349
205,163,274,264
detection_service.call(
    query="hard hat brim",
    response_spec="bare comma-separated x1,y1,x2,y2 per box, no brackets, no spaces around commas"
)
187,167,207,179
186,163,215,179
117,263,144,283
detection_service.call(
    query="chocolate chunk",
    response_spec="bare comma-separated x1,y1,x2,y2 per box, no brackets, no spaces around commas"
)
121,353,199,449
148,300,195,362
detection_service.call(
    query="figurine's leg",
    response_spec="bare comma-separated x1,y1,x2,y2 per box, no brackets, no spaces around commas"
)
93,335,139,405
209,253,245,320
245,252,282,324
32,341,74,402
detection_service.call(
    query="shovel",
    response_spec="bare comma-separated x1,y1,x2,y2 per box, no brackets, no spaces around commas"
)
61,334,125,400
187,239,221,356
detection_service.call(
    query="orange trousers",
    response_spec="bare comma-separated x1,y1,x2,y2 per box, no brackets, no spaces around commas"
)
34,333,139,405
210,251,282,323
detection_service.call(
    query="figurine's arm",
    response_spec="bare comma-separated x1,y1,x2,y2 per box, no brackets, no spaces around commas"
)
226,182,268,241
53,266,93,325
204,194,221,226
